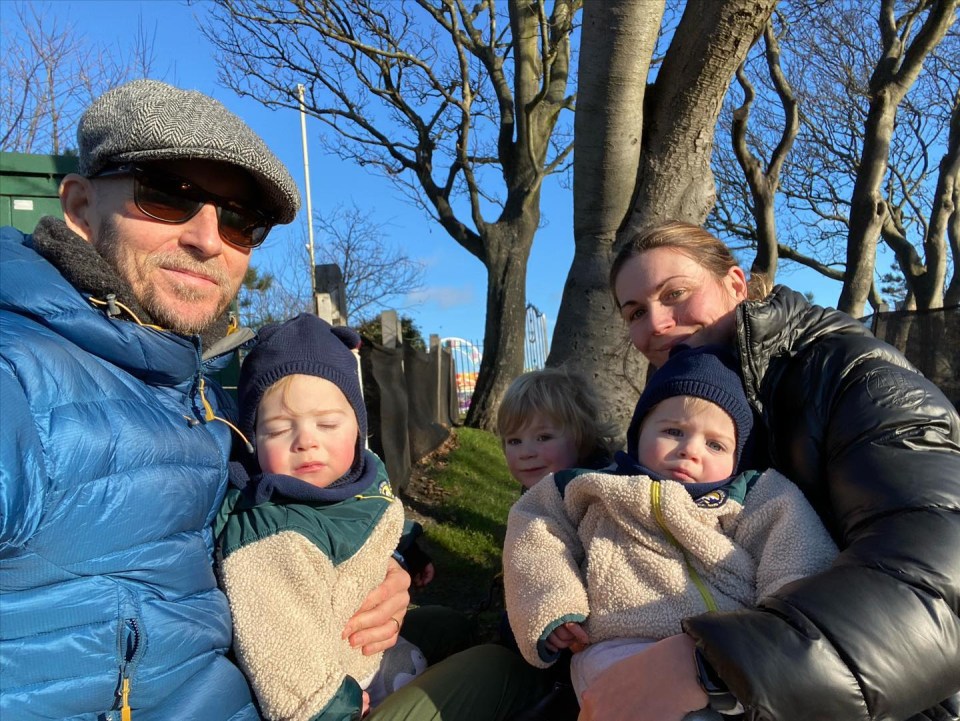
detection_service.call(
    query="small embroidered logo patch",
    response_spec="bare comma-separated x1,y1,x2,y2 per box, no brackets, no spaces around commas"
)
379,480,395,499
696,489,728,508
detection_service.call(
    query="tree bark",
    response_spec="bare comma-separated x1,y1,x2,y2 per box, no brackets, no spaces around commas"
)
732,21,799,280
629,0,778,229
548,0,664,436
552,0,776,434
911,89,959,310
465,220,536,429
838,0,957,315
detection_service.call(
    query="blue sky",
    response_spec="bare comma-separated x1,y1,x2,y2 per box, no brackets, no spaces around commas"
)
28,0,845,344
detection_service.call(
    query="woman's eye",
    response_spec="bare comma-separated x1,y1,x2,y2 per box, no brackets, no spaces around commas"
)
629,307,646,321
664,288,685,302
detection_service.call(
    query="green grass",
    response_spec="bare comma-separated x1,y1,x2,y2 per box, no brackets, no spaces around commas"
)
400,427,519,639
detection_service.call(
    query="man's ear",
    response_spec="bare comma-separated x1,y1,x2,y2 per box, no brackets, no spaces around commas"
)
59,173,97,242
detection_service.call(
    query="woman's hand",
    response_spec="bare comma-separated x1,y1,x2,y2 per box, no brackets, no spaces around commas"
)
342,558,411,655
578,634,707,721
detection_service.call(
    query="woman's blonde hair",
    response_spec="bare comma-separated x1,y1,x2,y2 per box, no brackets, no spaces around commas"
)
609,220,771,303
496,367,619,462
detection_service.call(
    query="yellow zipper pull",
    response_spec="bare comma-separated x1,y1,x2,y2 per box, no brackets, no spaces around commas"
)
195,376,256,453
198,377,216,421
121,677,132,721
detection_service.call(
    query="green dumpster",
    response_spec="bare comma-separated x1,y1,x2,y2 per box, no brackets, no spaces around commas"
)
1,152,79,232
0,151,242,402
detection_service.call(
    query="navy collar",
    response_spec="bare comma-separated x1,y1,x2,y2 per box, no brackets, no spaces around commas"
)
230,449,381,506
613,451,732,500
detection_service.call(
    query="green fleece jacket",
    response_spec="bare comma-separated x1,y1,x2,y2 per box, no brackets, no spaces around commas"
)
503,466,838,668
215,452,404,721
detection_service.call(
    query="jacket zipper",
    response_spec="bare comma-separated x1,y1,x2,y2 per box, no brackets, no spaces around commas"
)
649,479,718,613
115,617,140,721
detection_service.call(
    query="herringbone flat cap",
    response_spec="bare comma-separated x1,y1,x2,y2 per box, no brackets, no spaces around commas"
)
78,79,300,224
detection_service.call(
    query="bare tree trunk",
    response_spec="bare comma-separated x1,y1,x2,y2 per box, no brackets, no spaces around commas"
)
946,98,960,307
912,89,959,309
552,0,776,434
947,205,960,307
628,0,778,229
838,0,957,315
466,221,535,429
548,0,664,435
732,21,799,280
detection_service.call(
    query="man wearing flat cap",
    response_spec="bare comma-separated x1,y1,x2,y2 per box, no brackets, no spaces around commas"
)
0,80,411,720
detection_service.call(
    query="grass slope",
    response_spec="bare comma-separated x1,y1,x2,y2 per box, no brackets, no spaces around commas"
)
400,427,518,638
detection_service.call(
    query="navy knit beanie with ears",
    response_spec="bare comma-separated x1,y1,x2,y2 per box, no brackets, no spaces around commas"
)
627,344,755,474
237,313,366,456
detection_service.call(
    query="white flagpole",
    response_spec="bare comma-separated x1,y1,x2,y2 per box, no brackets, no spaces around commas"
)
297,83,317,304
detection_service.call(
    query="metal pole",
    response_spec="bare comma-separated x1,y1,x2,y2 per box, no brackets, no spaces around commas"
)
298,83,317,304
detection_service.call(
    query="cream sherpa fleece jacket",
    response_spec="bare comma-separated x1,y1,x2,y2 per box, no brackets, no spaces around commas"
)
503,468,838,668
217,460,404,721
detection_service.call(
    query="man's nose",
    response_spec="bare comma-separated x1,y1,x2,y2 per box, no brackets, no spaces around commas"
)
179,203,224,257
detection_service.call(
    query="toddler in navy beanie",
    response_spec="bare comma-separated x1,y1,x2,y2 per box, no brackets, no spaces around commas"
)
217,313,429,718
625,344,757,481
236,312,368,493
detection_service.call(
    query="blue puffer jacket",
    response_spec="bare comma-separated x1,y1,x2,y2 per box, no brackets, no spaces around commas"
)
0,226,260,721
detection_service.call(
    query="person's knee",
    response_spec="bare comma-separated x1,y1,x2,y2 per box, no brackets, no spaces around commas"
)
401,605,477,664
369,645,555,721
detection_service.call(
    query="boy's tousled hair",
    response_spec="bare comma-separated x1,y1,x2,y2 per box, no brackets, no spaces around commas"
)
258,374,306,416
497,367,619,463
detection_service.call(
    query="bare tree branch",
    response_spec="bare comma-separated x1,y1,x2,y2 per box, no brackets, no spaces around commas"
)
711,0,957,312
1,1,156,154
313,201,426,320
200,0,576,429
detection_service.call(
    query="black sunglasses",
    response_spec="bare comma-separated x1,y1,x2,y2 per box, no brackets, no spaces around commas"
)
92,163,274,248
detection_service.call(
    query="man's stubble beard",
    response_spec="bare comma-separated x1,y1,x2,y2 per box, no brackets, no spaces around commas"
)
94,220,238,336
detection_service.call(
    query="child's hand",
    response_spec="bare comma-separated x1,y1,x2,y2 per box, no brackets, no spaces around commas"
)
361,690,370,717
545,621,590,654
412,561,435,588
403,541,435,589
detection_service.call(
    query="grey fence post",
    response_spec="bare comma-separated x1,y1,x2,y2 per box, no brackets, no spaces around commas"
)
430,334,442,424
381,309,401,350
315,263,348,325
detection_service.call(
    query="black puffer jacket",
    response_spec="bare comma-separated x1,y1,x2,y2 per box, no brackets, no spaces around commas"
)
683,286,960,721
